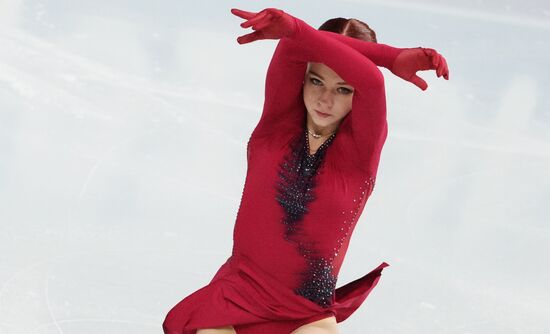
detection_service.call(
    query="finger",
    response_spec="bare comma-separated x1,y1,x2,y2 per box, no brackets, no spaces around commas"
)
432,53,440,68
422,48,440,72
237,30,264,44
410,74,428,91
441,56,449,80
424,49,438,62
422,48,436,60
437,55,447,79
241,11,269,28
253,17,272,31
231,8,257,20
432,54,440,77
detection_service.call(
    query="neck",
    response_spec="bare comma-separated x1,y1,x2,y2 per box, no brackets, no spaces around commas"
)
306,114,338,136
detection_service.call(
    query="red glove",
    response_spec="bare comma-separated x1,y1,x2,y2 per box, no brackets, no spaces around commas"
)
231,8,297,44
391,47,449,90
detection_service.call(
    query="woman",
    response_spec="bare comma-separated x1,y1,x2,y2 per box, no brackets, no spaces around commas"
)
163,7,449,334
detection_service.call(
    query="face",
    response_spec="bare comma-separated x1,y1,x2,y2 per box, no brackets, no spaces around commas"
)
302,62,354,131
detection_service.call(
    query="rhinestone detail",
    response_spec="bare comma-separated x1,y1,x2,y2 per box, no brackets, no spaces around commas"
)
275,129,337,308
329,175,376,262
275,129,336,239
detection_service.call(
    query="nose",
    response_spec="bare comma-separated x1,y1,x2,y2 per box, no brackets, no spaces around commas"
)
318,89,333,108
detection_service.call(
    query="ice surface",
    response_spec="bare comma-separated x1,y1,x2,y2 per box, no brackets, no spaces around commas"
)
1,0,549,333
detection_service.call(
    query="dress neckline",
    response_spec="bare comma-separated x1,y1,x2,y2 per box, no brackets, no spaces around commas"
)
304,129,336,158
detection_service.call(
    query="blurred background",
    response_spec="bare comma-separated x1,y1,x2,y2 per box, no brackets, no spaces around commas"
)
1,0,549,333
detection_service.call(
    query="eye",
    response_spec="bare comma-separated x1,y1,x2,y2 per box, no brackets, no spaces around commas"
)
338,87,353,94
309,77,322,85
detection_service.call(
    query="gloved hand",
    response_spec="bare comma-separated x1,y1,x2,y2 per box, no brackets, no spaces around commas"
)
391,47,449,90
231,8,297,44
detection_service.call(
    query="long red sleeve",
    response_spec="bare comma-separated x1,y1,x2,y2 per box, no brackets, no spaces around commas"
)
318,29,402,70
252,16,390,175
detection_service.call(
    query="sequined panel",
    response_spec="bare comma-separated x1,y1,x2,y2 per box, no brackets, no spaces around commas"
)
294,256,338,308
275,129,338,308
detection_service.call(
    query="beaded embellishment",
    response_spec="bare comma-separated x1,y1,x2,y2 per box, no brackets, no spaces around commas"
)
329,175,375,262
275,129,338,307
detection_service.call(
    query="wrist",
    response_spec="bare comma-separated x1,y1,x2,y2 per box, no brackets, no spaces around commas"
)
284,15,301,40
385,45,407,71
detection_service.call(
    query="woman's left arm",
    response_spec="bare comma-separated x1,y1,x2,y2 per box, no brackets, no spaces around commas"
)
319,30,449,90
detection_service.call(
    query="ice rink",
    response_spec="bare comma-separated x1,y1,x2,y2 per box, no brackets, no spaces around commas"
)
1,0,549,333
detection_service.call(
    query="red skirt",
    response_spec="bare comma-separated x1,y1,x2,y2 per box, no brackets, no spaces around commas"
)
162,252,389,334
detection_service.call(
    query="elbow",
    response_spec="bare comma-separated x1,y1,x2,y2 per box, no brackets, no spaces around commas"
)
370,67,385,88
355,59,384,89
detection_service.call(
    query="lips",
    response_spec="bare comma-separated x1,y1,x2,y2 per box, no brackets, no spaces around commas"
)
315,109,331,117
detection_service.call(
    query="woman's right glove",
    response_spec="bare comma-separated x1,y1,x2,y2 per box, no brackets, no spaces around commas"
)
231,7,298,44
390,47,449,90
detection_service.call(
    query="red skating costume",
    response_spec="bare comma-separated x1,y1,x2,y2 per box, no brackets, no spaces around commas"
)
163,7,449,334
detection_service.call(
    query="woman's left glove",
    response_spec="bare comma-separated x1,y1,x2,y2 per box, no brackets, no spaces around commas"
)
390,47,450,90
231,7,298,44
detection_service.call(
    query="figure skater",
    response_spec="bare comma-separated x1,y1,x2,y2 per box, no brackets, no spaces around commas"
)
163,7,449,334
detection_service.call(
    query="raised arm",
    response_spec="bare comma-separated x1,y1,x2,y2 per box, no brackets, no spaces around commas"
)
287,17,389,174
232,8,450,174
232,8,388,173
317,29,401,70
319,29,449,89
250,37,309,139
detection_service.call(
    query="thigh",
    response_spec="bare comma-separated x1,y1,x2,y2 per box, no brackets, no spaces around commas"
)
196,325,236,334
290,316,339,334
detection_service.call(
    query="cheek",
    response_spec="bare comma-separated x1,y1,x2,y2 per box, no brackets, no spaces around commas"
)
302,86,317,105
336,98,353,117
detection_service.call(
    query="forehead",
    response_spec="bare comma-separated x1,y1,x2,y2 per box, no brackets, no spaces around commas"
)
306,62,347,83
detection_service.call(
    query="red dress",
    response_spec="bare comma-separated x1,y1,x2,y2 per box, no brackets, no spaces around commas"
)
163,15,402,334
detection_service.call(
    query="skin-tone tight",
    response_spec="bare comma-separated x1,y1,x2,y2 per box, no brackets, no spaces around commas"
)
196,316,339,334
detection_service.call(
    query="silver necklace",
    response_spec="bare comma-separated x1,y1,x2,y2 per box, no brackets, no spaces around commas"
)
307,128,335,139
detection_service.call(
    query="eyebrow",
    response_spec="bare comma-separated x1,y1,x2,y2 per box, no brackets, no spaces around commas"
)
308,70,350,86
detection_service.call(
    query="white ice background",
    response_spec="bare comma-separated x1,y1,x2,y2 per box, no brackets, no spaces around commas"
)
0,0,549,333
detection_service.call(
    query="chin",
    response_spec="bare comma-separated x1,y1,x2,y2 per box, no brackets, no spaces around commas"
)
314,117,332,124
314,119,338,130
307,108,340,128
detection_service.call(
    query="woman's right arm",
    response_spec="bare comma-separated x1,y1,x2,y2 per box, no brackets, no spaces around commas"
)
250,38,309,139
